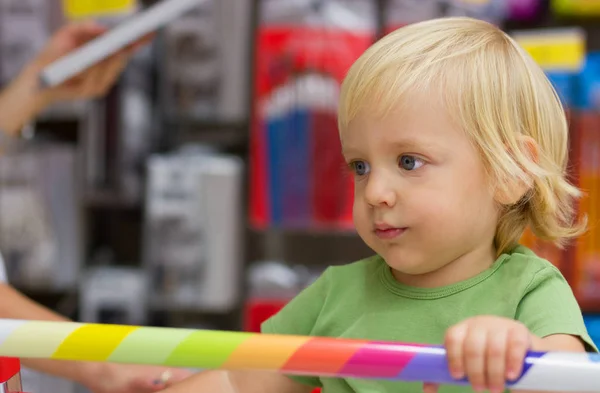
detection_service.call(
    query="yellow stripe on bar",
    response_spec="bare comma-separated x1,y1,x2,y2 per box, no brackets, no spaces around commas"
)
53,324,138,361
223,334,311,370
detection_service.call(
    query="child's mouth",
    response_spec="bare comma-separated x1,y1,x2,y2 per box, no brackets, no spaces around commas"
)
374,226,407,239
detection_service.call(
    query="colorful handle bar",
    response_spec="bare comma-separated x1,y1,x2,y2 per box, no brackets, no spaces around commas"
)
0,319,598,391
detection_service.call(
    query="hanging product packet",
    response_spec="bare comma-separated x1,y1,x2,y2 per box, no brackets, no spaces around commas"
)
383,0,442,34
249,0,377,230
506,0,543,21
61,0,137,19
552,0,600,16
444,0,508,25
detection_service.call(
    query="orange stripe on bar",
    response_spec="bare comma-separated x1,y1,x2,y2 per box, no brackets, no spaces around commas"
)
223,334,311,370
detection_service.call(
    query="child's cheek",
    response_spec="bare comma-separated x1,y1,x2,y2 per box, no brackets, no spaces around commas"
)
409,191,465,235
352,200,370,231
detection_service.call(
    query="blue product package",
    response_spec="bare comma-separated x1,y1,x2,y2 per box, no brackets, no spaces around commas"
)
281,106,311,228
575,52,600,111
267,113,285,226
546,71,575,108
584,314,600,349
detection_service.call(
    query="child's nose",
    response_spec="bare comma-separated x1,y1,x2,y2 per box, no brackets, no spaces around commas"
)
364,173,397,207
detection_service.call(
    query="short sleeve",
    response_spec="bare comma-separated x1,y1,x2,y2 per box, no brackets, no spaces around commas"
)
261,268,331,387
515,266,598,352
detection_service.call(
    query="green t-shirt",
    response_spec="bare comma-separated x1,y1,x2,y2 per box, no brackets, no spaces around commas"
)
261,245,597,393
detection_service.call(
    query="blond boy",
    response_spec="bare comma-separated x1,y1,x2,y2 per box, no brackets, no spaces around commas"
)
159,16,596,393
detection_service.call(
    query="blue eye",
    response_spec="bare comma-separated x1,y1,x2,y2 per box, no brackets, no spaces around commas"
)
399,155,424,171
350,160,370,176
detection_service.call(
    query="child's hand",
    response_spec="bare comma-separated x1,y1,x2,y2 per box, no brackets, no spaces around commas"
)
424,316,533,393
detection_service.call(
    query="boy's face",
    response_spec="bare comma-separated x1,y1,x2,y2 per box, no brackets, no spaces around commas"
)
341,96,501,287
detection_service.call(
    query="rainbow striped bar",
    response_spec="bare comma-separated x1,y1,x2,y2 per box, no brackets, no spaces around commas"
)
0,319,598,391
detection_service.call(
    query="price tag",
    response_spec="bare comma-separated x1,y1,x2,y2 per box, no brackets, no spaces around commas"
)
512,28,585,72
62,0,137,19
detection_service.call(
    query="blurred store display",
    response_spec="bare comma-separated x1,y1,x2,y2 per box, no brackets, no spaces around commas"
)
0,144,82,291
248,0,376,230
142,146,244,313
2,3,600,379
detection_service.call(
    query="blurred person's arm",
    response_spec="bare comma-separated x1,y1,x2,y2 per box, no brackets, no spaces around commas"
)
0,20,190,393
159,370,314,393
0,20,149,136
0,283,192,393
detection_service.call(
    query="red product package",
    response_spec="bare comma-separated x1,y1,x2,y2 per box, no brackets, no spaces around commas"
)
249,1,377,230
311,107,345,226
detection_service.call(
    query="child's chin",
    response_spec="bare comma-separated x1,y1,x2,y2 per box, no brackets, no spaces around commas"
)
384,252,432,275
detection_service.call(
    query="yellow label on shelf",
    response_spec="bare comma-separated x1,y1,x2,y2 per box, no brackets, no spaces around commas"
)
63,0,137,19
512,28,586,72
552,0,600,15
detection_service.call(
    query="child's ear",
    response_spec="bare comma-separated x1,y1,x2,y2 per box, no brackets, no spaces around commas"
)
494,135,539,206
519,134,539,164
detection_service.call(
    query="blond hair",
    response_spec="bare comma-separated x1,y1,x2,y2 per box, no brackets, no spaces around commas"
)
338,17,586,255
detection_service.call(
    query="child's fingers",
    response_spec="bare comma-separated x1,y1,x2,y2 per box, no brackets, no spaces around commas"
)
486,330,508,393
463,327,488,392
445,324,468,379
505,325,531,381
